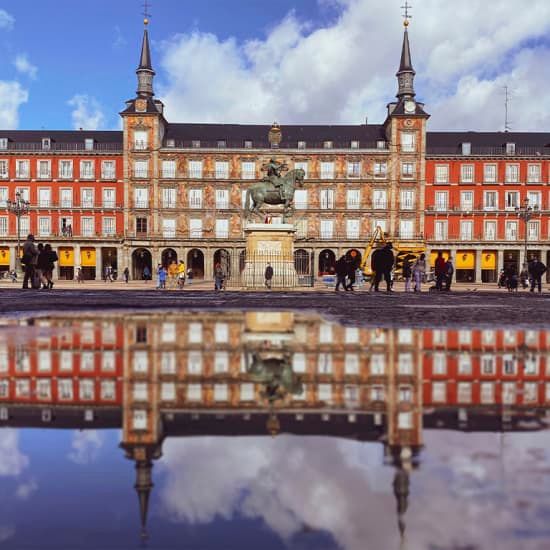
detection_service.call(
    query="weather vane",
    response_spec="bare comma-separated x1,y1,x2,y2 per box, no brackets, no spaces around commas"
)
142,0,151,25
401,1,412,27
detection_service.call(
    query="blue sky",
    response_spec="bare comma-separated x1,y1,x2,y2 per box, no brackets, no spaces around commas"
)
3,0,550,131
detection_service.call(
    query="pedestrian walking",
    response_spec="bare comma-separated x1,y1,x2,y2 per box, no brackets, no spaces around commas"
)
142,265,151,282
264,262,274,289
214,263,225,291
344,255,357,291
167,261,178,289
444,256,454,291
36,243,48,289
528,258,547,293
504,266,517,291
434,251,446,291
21,234,38,290
186,267,193,286
177,260,186,289
41,244,57,289
403,257,412,292
412,253,426,292
520,262,529,289
123,267,130,283
156,264,165,289
372,243,394,292
76,267,84,283
334,255,347,291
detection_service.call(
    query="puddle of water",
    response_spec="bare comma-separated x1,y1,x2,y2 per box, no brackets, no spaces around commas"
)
0,310,549,550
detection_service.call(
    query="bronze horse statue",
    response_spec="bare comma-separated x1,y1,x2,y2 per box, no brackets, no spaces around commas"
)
245,168,305,221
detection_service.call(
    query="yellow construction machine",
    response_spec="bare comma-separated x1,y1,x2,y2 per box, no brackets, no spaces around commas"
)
359,226,425,280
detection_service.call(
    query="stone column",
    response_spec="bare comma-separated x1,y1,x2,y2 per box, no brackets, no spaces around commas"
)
204,247,213,281
9,245,16,272
94,247,100,281
497,249,504,274
475,249,482,284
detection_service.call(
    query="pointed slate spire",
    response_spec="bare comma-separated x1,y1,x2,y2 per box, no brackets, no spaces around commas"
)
136,22,155,98
396,23,416,99
134,459,153,540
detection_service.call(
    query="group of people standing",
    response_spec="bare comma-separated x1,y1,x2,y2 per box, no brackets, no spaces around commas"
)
499,258,547,292
432,252,455,292
156,260,188,290
334,252,361,291
21,234,58,290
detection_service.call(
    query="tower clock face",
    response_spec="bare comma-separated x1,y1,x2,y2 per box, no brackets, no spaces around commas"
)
404,100,416,114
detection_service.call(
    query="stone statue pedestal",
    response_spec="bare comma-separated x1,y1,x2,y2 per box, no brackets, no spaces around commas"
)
242,223,297,289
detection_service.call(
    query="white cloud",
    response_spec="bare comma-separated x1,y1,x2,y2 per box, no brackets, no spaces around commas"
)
0,81,28,129
15,478,38,500
67,430,105,465
113,25,127,49
157,0,550,131
0,9,14,30
0,525,15,544
0,429,29,477
67,94,105,130
14,54,37,80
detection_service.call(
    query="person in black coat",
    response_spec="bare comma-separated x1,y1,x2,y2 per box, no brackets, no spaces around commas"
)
372,243,394,292
264,263,274,289
334,255,347,291
528,258,547,293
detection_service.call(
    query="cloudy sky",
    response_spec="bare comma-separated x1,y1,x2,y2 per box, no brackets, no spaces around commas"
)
1,0,550,132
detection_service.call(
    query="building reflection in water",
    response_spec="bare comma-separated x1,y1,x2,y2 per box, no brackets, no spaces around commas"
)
1,312,549,544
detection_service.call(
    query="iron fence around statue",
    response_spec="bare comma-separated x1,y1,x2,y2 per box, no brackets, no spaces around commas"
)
226,250,314,289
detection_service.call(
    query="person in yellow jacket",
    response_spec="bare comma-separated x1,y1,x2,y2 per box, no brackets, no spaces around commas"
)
167,261,178,289
177,260,186,289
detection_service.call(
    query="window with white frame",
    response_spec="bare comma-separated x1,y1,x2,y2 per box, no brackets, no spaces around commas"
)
38,350,52,371
435,191,448,211
162,187,176,208
458,354,472,374
294,161,308,179
480,382,494,404
484,191,497,210
59,351,73,371
374,161,387,178
133,160,148,179
372,219,387,234
460,164,474,183
505,191,519,209
318,384,333,403
399,219,414,239
484,220,496,241
460,191,474,211
318,352,332,373
370,353,385,375
241,161,255,179
320,189,334,209
347,161,360,178
161,383,176,402
36,379,51,400
401,162,415,179
0,160,7,179
524,382,538,403
81,217,94,237
505,164,519,183
189,188,202,208
101,380,116,401
347,189,360,209
527,221,540,241
16,187,29,202
15,379,30,398
38,217,51,237
505,220,518,240
457,382,472,403
38,188,51,207
161,160,176,179
189,218,202,238
0,138,6,150
216,189,229,209
103,188,116,208
323,141,333,149
101,160,116,179
188,160,203,178
58,379,73,400
214,351,229,373
373,189,387,209
161,352,176,374
527,191,541,209
80,160,94,179
503,354,517,375
215,161,229,179
0,217,7,236
0,379,8,398
371,385,384,402
432,382,446,402
81,189,94,208
186,384,202,401
399,386,412,403
19,216,29,235
292,353,306,373
460,220,473,240
188,322,202,344
344,353,359,374
215,322,229,343
319,323,333,343
294,189,307,209
132,410,148,430
528,164,541,183
433,329,446,345
320,219,333,239
435,165,449,183
398,352,413,374
37,160,51,179
433,353,446,375
400,132,415,152
524,356,538,375
79,379,95,401
134,187,148,208
346,328,360,344
320,161,334,179
502,382,516,404
484,164,497,183
481,354,495,375
346,219,360,239
400,189,414,210
214,383,228,401
101,350,115,371
162,218,176,238
15,160,29,179
133,130,148,150
59,160,73,179
215,218,229,238
240,383,255,401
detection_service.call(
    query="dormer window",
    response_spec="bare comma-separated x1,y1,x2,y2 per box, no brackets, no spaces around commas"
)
462,142,471,156
42,138,51,150
297,141,306,149
350,141,359,149
217,140,226,149
165,139,175,148
84,138,94,151
0,138,7,150
244,140,252,149
323,141,333,149
376,140,386,149
192,140,201,148
506,142,516,155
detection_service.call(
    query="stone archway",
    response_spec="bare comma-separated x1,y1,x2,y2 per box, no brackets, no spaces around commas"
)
161,248,178,267
294,249,311,275
132,248,152,280
318,249,336,275
214,249,231,278
187,249,205,279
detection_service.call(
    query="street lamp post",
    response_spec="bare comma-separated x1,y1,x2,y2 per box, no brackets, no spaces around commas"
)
515,197,538,267
6,192,30,272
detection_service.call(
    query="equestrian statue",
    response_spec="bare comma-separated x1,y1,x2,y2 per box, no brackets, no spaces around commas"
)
245,159,305,221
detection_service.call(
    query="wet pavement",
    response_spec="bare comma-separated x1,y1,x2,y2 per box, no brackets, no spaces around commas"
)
0,309,550,549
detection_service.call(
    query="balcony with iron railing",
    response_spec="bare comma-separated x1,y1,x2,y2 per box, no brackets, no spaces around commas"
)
133,141,148,151
133,170,149,179
426,203,546,214
134,201,149,209
164,139,390,150
428,145,550,157
429,232,546,243
0,142,121,152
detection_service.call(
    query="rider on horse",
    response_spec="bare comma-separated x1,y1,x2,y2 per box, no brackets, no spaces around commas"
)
263,158,288,201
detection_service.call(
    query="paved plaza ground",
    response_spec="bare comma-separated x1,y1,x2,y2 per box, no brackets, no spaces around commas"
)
0,279,549,327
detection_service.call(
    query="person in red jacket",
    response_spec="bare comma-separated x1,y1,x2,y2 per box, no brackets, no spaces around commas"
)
434,251,447,291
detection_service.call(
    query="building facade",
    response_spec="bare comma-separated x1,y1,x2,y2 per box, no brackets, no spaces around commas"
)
0,21,547,283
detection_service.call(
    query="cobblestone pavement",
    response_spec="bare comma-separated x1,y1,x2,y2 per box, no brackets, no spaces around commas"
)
0,286,549,328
